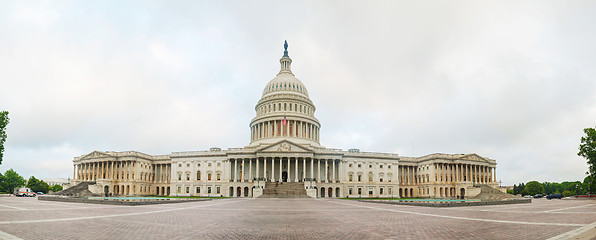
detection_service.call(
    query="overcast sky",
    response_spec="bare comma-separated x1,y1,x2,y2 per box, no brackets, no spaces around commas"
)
1,1,595,185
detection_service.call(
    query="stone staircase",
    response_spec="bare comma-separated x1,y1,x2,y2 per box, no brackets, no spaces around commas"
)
52,182,100,197
260,182,309,198
473,184,518,201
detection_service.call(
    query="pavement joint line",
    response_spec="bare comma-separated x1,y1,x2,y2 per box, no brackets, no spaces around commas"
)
0,199,243,225
0,204,27,210
331,200,587,227
546,220,596,240
541,203,596,213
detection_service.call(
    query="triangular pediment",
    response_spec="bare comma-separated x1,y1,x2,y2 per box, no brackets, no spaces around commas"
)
81,151,113,160
458,153,490,163
257,140,313,153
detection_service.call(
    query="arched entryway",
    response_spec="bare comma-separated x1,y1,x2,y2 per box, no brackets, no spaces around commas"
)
399,188,403,198
104,186,109,197
229,187,234,197
166,187,170,195
460,188,465,199
156,187,160,195
244,187,249,197
126,185,130,195
237,187,242,197
320,187,325,198
335,187,340,198
410,188,413,197
328,188,333,197
161,187,165,196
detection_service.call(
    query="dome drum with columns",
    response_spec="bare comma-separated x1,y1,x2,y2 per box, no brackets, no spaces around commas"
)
69,41,499,199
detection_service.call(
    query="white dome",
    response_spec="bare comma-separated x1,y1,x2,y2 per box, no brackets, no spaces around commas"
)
261,73,309,98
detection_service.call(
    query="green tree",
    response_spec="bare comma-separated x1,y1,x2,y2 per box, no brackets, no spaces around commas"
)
2,169,25,193
578,126,596,182
26,176,50,193
562,190,573,197
0,111,9,165
525,181,544,195
50,185,63,192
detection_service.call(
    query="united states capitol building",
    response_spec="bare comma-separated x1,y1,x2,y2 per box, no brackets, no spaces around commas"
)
70,42,498,199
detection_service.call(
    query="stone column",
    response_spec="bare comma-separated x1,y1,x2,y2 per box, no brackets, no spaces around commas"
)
318,158,321,183
264,157,268,181
295,157,298,182
278,157,282,182
287,157,290,182
242,158,245,182
249,158,253,182
333,159,336,183
256,158,260,181
271,157,275,182
302,158,306,180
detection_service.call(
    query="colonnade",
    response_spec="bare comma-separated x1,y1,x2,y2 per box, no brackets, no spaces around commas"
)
433,163,495,184
399,163,496,185
74,161,171,183
251,119,319,142
229,157,339,183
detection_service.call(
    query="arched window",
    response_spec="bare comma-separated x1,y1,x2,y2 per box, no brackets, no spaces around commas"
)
357,173,362,182
379,173,384,182
208,173,212,181
186,173,190,181
197,171,201,180
348,172,353,182
368,172,373,182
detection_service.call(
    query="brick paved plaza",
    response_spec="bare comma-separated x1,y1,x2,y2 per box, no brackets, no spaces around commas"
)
0,197,594,239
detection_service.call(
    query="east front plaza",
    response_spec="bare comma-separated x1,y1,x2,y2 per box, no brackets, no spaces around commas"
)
0,197,595,239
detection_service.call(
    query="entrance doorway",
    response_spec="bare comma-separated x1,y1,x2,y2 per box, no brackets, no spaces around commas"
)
460,188,465,199
282,171,288,182
237,187,242,197
104,186,109,197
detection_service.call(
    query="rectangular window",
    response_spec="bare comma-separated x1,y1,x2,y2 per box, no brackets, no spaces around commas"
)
208,162,212,167
388,165,391,169
349,175,353,182
217,174,221,181
196,187,200,194
349,164,352,167
178,174,181,181
358,188,362,195
348,188,353,195
380,188,384,195
388,188,392,195
380,165,383,169
208,173,212,181
217,162,221,167
185,187,189,193
177,187,181,193
216,186,221,194
186,174,190,181
208,187,212,194
358,164,361,168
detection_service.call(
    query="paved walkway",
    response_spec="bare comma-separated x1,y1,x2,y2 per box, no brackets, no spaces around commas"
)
0,197,594,239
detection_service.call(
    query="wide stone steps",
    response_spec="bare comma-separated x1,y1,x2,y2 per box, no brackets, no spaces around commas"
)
260,182,309,198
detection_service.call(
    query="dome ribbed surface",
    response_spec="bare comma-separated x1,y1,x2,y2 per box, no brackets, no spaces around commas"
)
261,73,309,98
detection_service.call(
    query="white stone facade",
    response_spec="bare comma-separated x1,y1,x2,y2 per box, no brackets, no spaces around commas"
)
71,42,498,198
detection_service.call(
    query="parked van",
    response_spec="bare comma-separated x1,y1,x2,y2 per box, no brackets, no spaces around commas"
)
15,188,36,197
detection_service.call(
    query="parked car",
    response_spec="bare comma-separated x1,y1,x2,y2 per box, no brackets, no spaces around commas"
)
523,195,532,198
546,193,562,200
36,192,44,195
533,194,543,198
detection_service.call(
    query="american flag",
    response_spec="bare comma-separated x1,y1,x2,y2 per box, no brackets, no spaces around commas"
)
282,116,287,125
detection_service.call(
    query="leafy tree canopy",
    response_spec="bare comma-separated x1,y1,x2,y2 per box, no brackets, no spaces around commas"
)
0,111,9,165
578,126,596,180
1,169,25,193
50,185,63,192
26,176,50,193
525,181,544,195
